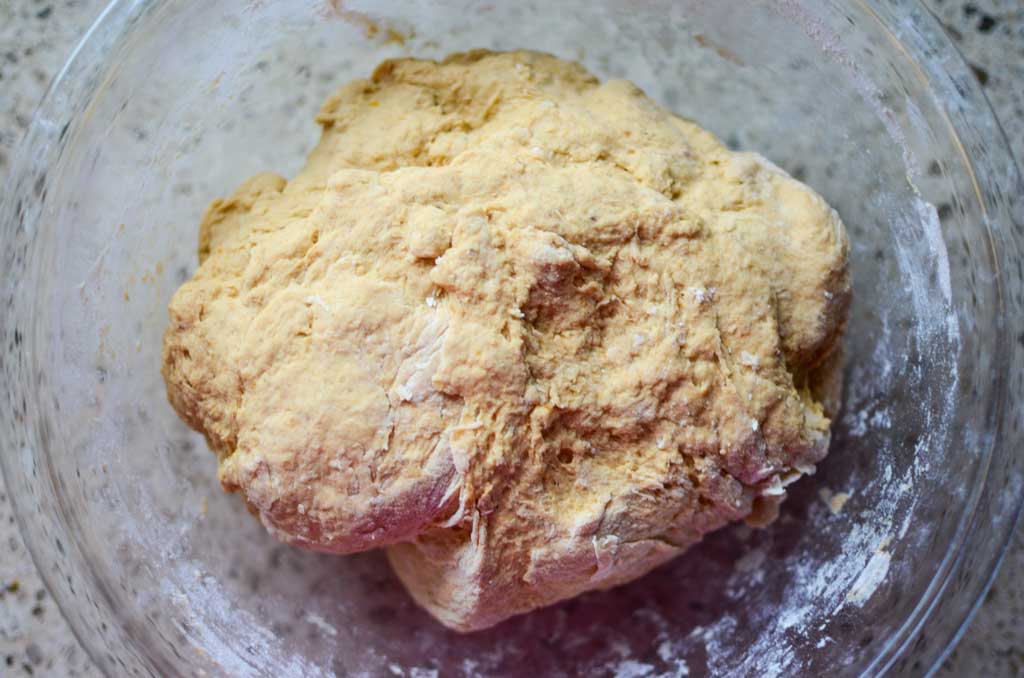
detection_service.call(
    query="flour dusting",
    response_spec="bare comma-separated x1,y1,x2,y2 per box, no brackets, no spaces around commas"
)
846,549,893,605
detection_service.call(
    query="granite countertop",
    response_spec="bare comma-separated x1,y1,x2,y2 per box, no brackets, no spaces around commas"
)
1,1,1022,675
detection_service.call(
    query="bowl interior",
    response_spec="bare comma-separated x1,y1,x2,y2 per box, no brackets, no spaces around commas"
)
4,0,1008,675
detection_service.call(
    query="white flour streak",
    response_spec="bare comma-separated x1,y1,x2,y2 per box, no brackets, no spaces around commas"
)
304,612,338,637
846,549,892,605
613,659,656,677
916,199,952,305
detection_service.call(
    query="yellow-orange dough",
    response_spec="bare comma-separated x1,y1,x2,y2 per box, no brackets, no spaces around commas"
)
162,50,850,632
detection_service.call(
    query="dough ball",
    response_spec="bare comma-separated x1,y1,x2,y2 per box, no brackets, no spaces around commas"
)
162,50,850,631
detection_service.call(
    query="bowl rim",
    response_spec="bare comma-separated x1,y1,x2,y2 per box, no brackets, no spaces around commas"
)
1,0,1022,675
854,1,1024,673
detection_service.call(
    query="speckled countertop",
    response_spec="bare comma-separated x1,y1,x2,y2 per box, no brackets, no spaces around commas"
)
1,1,1022,676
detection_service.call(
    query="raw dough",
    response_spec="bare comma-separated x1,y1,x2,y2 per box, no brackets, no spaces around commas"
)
162,50,850,632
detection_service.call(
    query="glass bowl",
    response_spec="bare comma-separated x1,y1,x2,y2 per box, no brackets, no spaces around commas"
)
2,1,1022,675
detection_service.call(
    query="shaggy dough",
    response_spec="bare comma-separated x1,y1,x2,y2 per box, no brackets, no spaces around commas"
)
162,50,850,632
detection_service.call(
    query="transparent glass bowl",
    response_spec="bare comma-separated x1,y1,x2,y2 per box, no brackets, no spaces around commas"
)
2,1,1022,675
